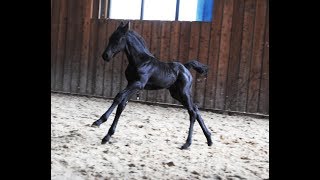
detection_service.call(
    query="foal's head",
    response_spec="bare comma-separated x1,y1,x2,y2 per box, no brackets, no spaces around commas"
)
102,21,129,62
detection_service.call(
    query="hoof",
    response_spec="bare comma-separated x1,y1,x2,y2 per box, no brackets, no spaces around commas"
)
208,141,213,146
91,123,99,128
180,143,191,150
101,135,111,144
91,121,101,127
101,139,107,144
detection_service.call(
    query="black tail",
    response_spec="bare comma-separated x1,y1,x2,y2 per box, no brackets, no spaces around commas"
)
184,60,208,76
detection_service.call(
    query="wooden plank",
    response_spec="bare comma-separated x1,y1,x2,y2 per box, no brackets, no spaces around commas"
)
157,21,171,104
159,22,171,62
140,21,153,102
146,21,161,102
195,22,211,108
92,0,99,19
247,0,267,113
166,21,181,105
51,0,60,90
258,0,269,114
86,19,99,94
103,19,117,98
94,19,107,96
204,0,224,109
235,0,256,112
178,22,191,63
86,0,93,19
110,21,125,97
225,0,245,111
54,0,68,91
214,0,234,110
187,22,200,105
62,0,77,93
70,0,83,93
79,0,93,94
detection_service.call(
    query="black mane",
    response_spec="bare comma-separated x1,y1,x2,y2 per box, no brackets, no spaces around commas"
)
126,30,155,59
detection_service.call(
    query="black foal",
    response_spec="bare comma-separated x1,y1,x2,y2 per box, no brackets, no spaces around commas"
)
91,21,213,149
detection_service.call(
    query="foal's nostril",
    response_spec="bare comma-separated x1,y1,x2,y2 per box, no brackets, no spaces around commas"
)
102,53,108,61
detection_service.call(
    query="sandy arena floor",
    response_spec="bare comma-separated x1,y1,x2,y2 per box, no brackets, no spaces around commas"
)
51,93,269,180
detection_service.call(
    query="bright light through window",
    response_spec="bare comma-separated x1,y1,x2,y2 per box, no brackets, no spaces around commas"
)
107,0,212,22
143,0,176,21
109,0,142,20
179,0,198,21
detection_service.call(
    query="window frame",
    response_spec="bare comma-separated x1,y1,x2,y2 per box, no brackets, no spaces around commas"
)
99,0,212,22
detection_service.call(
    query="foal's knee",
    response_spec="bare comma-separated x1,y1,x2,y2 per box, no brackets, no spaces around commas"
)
114,92,125,104
193,104,199,111
118,101,127,110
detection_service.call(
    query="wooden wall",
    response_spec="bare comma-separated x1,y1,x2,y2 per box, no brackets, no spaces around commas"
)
51,0,269,115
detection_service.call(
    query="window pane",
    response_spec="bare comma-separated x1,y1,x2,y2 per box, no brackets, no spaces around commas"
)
178,0,198,21
143,0,176,21
109,0,142,20
195,0,214,21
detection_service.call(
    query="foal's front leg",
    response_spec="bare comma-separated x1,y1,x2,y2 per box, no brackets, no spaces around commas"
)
91,80,147,144
91,85,139,127
101,98,128,144
91,94,123,127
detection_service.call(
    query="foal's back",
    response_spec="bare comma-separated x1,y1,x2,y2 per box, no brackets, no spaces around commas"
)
143,60,191,90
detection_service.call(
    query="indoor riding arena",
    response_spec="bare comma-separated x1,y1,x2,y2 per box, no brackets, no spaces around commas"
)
51,0,269,179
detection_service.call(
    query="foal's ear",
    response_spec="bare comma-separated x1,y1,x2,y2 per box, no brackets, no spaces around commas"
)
122,21,130,32
118,21,125,29
118,21,129,33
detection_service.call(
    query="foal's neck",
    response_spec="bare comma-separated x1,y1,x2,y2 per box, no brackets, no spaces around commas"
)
124,31,155,66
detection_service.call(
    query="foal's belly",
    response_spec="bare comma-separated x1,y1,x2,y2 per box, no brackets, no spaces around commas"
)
144,74,177,90
144,84,165,90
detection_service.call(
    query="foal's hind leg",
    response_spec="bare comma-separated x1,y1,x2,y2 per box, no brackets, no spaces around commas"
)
193,104,213,146
169,87,197,149
169,86,212,149
182,99,197,149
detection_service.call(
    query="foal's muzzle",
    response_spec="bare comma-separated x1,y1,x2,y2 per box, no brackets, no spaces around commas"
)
102,51,112,62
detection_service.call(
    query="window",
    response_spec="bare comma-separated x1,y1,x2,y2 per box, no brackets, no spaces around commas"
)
108,0,141,20
106,0,214,22
178,0,198,21
143,0,177,21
